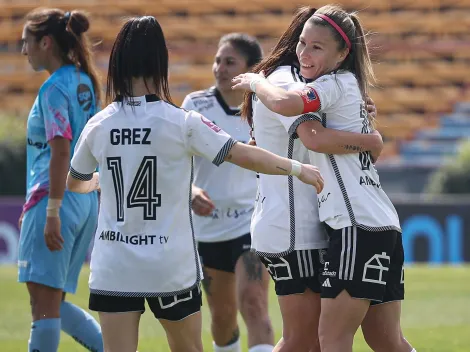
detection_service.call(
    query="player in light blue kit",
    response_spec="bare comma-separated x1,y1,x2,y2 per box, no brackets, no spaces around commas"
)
18,8,103,352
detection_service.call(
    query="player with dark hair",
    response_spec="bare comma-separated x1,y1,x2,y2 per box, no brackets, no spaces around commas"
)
233,5,415,352
182,32,274,352
67,16,324,352
18,7,103,352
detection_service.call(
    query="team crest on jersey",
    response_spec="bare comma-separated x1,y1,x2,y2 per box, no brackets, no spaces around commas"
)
200,116,221,133
302,87,317,103
77,84,92,112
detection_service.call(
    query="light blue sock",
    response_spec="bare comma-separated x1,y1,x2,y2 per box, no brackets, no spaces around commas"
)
29,318,61,352
60,301,103,352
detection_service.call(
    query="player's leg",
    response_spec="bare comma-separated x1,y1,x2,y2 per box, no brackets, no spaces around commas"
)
275,290,321,352
89,294,144,352
319,290,369,352
362,301,413,352
150,286,203,352
61,192,103,351
18,196,72,352
318,227,398,352
361,233,414,352
235,237,274,351
260,250,323,352
198,240,240,351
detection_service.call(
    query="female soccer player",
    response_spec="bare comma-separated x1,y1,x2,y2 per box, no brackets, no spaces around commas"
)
233,5,416,352
66,16,324,352
17,8,103,352
182,33,275,352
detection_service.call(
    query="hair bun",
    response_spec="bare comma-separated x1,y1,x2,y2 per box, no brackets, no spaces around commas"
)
68,10,90,35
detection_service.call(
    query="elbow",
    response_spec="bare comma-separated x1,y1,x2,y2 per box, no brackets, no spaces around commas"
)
302,135,323,153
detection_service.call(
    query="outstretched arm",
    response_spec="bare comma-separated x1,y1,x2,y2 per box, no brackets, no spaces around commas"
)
223,142,324,193
232,73,304,116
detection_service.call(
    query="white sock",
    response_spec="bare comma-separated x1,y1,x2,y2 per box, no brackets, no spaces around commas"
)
214,339,241,352
249,344,275,352
411,349,417,352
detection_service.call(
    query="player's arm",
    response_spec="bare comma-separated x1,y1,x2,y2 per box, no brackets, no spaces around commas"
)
223,142,323,193
232,73,304,116
186,111,324,193
296,120,383,156
67,171,100,194
42,85,74,216
66,125,99,193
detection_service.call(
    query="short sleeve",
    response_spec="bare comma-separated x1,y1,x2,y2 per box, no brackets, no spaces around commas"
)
183,110,237,166
69,126,98,181
269,81,322,138
181,95,196,111
304,74,343,112
40,84,73,142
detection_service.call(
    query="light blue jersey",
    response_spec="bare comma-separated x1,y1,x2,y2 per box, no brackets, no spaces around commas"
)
24,65,97,212
19,65,99,293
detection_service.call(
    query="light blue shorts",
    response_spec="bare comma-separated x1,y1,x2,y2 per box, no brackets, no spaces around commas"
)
18,191,98,293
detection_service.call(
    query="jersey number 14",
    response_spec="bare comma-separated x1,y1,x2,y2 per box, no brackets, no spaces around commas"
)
107,156,161,221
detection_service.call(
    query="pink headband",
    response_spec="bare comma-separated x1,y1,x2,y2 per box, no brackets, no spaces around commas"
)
312,14,351,50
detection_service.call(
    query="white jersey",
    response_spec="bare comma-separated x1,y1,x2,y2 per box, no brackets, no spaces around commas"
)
182,87,256,242
251,65,328,257
70,95,236,296
305,71,401,232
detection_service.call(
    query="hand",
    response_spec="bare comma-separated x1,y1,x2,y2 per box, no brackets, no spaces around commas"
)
44,216,64,251
231,72,265,91
366,96,377,120
370,129,383,163
191,186,215,216
298,164,324,194
248,138,257,146
18,211,24,230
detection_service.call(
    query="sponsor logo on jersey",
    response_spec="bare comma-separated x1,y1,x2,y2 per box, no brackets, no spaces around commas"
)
200,116,221,133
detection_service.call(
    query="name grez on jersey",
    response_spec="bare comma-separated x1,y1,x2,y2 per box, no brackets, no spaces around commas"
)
110,128,151,145
98,230,169,245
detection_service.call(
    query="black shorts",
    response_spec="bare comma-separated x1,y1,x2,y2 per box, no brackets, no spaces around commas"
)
89,285,202,321
320,225,405,305
259,249,327,296
198,233,251,273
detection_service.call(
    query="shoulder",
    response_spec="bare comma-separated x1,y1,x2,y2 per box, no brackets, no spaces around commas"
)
183,87,217,110
186,86,217,100
267,65,305,90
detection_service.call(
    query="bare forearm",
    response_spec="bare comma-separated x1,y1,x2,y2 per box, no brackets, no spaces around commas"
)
67,172,100,194
225,143,294,176
49,151,70,200
301,128,381,155
254,80,304,116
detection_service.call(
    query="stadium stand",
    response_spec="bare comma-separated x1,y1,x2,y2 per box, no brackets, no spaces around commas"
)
1,0,470,165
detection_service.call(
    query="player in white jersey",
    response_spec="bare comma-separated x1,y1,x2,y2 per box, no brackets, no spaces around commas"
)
233,5,416,352
65,16,324,352
231,7,386,352
182,33,275,352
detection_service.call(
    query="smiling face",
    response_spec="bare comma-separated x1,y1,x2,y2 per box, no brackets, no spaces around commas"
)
21,24,50,72
295,21,349,80
212,43,249,94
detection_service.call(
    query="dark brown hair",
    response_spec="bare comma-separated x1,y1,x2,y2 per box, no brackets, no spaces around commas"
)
218,33,263,68
241,6,316,125
106,16,173,105
25,8,102,104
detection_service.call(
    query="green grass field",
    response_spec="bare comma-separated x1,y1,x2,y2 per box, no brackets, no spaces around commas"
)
1,265,469,351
